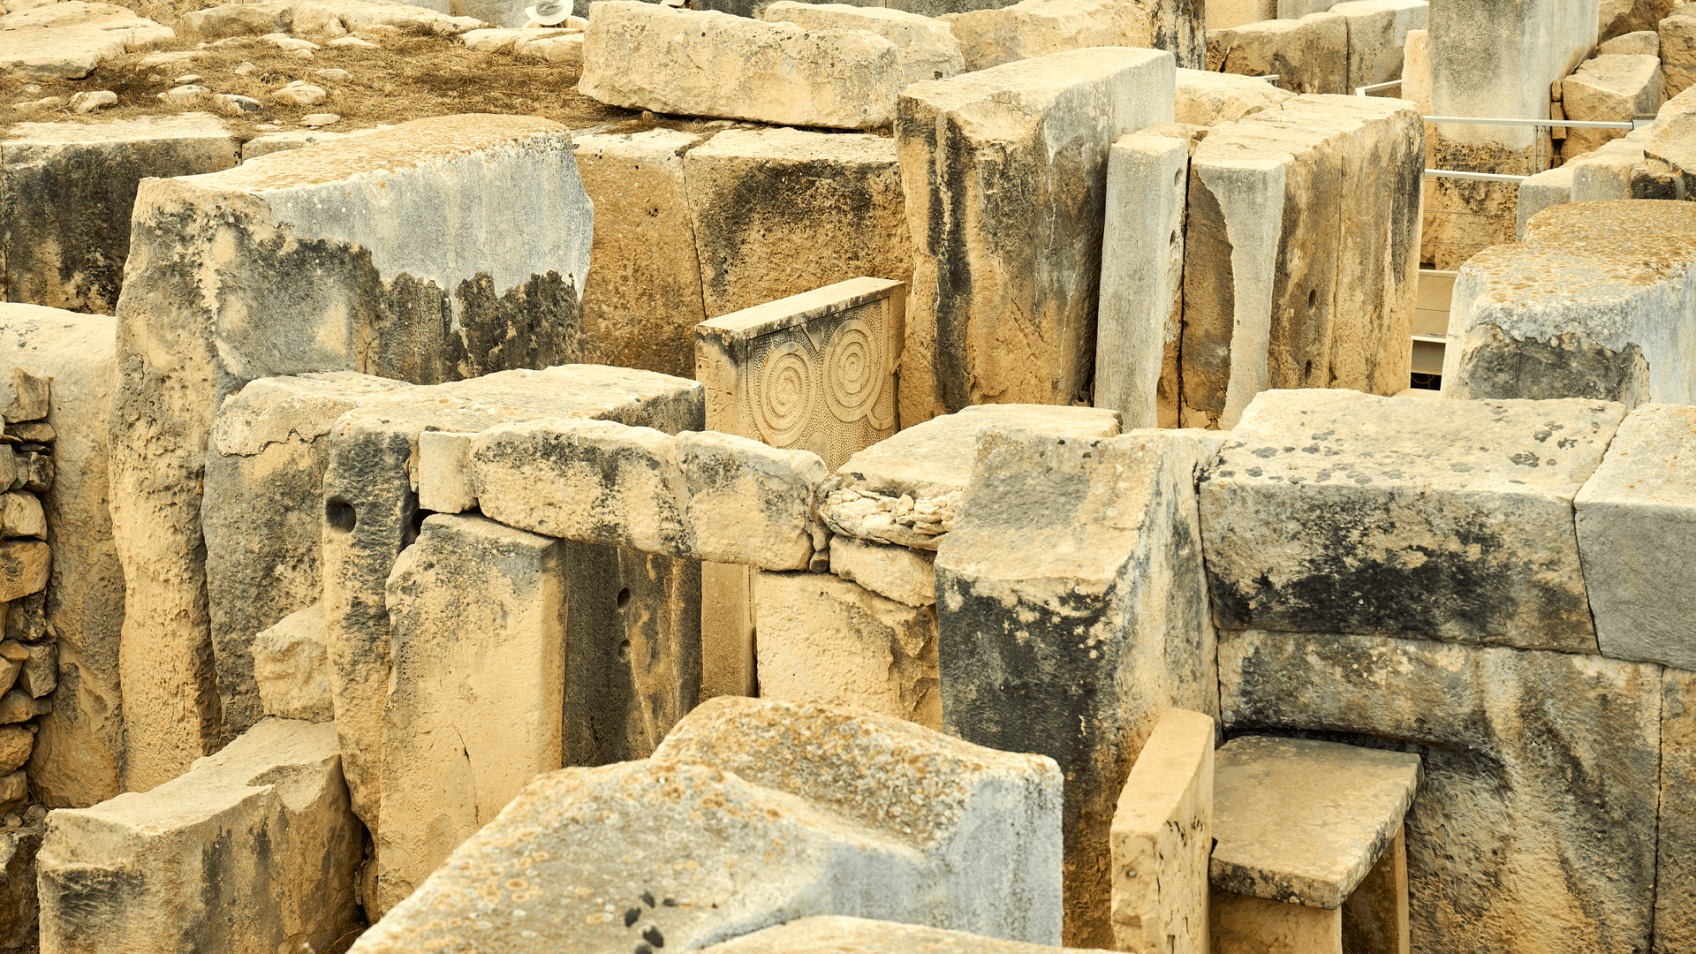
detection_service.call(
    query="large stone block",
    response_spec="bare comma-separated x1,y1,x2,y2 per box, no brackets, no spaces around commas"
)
38,718,362,954
0,2,172,79
1561,53,1665,155
579,1,903,129
1601,0,1678,39
1109,708,1214,954
1,114,238,315
936,428,1222,947
1442,201,1696,406
352,697,1064,951
1200,389,1623,653
829,534,936,607
896,48,1175,425
0,306,122,808
1329,0,1427,89
1219,629,1661,954
1208,0,1277,28
946,0,1203,72
763,1,964,85
252,603,332,723
1207,12,1349,94
698,917,1119,954
110,113,593,790
1429,0,1597,153
1659,669,1696,954
1663,7,1696,99
1174,67,1295,125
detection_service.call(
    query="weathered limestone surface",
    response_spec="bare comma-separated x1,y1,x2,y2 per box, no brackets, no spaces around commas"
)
1174,67,1295,125
1210,893,1340,953
763,2,964,86
1562,53,1665,154
1329,0,1427,89
1429,0,1597,152
109,113,592,790
1597,27,1661,52
0,2,172,79
251,603,332,723
937,428,1222,947
830,535,936,608
39,719,361,954
1443,201,1696,406
754,570,940,729
700,917,1121,954
1601,0,1677,38
354,698,1064,952
1659,669,1696,954
1109,708,1214,954
684,129,912,319
1574,403,1696,669
2,114,238,315
1400,27,1430,112
1664,7,1696,99
579,2,903,129
897,48,1175,425
1514,164,1575,238
0,307,122,808
1219,630,1662,954
946,0,1204,72
1208,0,1276,28
1207,12,1348,94
1201,389,1623,652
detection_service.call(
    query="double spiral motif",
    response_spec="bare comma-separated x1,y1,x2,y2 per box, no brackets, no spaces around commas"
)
752,343,813,447
750,310,888,449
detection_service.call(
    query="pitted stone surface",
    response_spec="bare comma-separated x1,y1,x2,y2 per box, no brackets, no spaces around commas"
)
697,916,1120,954
1109,708,1214,954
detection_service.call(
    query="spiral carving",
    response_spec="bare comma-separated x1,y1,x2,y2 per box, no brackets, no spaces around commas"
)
823,319,883,423
751,344,814,447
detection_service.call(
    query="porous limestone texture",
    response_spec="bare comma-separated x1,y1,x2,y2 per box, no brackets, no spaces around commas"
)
251,603,332,722
698,917,1120,954
1219,630,1662,954
1561,53,1664,154
937,427,1223,947
1181,95,1423,428
0,1,172,79
38,718,361,954
109,113,593,790
945,0,1204,72
684,128,913,319
1200,389,1624,653
829,535,935,607
1428,0,1597,152
1574,403,1696,669
1109,708,1214,954
0,307,122,808
1209,893,1340,954
1665,7,1696,98
1207,12,1349,94
1096,133,1187,429
1659,669,1696,954
379,515,566,913
1329,0,1427,89
0,818,45,951
1514,163,1575,238
754,570,940,729
2,114,238,315
1208,0,1276,28
763,2,964,86
897,48,1175,425
1442,201,1696,406
353,697,1064,952
320,366,701,856
579,2,903,129
1602,0,1677,39
1174,67,1295,125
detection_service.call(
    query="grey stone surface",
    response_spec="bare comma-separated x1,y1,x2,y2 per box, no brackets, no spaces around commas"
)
1428,0,1597,152
1206,12,1348,94
1330,0,1427,89
1211,736,1419,909
1219,629,1661,954
0,2,172,79
1201,389,1623,653
698,917,1119,954
1514,164,1574,238
936,427,1223,947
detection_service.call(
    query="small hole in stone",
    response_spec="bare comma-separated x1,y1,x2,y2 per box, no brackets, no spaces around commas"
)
1173,168,1182,188
1307,288,1317,308
618,639,632,661
326,499,356,533
617,587,631,608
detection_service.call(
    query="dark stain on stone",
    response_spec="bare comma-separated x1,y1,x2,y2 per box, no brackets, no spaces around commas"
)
1455,326,1649,407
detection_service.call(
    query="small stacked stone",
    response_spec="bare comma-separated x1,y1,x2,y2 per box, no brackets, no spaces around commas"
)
0,369,55,820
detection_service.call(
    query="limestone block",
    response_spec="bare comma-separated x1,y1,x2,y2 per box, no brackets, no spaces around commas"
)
678,430,829,569
1663,8,1696,98
0,822,42,951
240,126,382,161
38,718,362,954
579,2,904,129
1210,894,1339,953
1514,164,1574,238
754,570,939,729
0,2,172,79
698,917,1122,954
1208,13,1349,94
181,1,293,36
1599,27,1662,52
1329,0,1427,89
1428,0,1598,153
19,642,53,698
1278,0,1335,14
2,114,238,315
0,494,42,540
19,453,49,493
829,535,935,607
1096,134,1187,430
683,129,913,320
378,515,565,913
0,646,21,698
110,114,592,790
1601,0,1678,38
1109,708,1214,954
1442,201,1696,406
897,48,1175,424
1219,630,1661,954
1574,404,1696,669
0,728,30,776
763,1,964,85
0,772,23,815
1618,87,1696,194
205,372,413,742
0,372,46,426
1562,53,1665,154
0,691,48,724
1174,67,1294,125
252,603,333,722
0,307,122,808
576,128,707,379
414,430,476,514
1400,27,1430,112
1201,389,1622,652
0,542,47,603
821,404,1121,550
946,0,1203,72
1208,0,1277,28
936,428,1223,947
1659,669,1696,954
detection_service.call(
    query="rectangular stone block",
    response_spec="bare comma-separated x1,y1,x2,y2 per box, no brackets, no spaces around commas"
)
762,2,964,86
697,916,1121,954
1429,0,1597,153
1109,708,1214,954
896,47,1175,425
829,534,935,607
579,1,904,129
678,431,829,569
39,718,362,954
1174,67,1295,125
1659,669,1696,954
1207,12,1349,94
946,0,1203,72
1663,8,1696,99
252,603,332,723
1200,389,1623,653
1208,0,1277,28
1329,0,1427,89
936,428,1222,947
1219,629,1661,954
1561,53,1665,154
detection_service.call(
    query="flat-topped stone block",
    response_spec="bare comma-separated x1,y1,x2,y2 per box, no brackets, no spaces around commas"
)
763,2,964,86
1110,708,1215,954
1329,0,1427,89
1562,53,1664,155
1174,67,1295,125
696,916,1119,954
0,1,172,79
945,0,1203,72
1207,12,1349,94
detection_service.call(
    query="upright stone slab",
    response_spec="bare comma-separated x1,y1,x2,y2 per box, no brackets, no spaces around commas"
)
936,427,1222,947
1206,12,1350,94
1664,7,1696,99
946,0,1204,72
0,307,122,808
379,515,565,913
1109,708,1214,954
1219,629,1662,954
1443,201,1696,406
762,1,964,86
1659,669,1696,954
1201,389,1623,652
897,48,1176,426
38,718,362,954
352,697,1064,952
1329,0,1427,89
1,114,238,315
683,128,912,319
109,114,593,791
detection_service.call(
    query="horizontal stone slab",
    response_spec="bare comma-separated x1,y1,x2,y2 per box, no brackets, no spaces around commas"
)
697,916,1120,954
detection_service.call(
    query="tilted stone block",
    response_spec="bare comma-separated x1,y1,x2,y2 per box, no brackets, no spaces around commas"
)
1207,12,1348,94
1109,708,1214,954
1562,53,1664,154
39,718,362,954
1174,67,1295,125
697,916,1120,954
763,2,964,86
1664,8,1696,99
946,0,1203,72
678,430,829,570
829,535,936,608
936,427,1223,946
1201,389,1623,652
252,603,332,723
